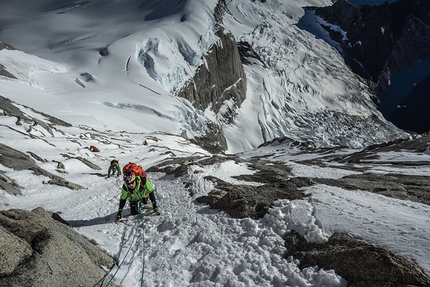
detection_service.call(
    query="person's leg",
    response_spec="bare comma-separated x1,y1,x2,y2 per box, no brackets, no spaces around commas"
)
130,201,139,215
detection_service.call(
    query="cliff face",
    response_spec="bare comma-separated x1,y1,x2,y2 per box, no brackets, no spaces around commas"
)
175,29,246,153
311,0,430,93
176,30,247,121
175,1,247,153
391,74,430,133
0,208,117,287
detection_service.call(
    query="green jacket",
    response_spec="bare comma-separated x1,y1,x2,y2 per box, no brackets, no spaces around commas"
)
120,176,154,201
108,164,121,177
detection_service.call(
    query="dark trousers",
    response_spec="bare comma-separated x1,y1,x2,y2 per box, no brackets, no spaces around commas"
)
129,201,140,215
130,192,157,215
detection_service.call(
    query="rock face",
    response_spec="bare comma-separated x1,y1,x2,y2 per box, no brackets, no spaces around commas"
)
0,42,17,79
0,208,117,287
176,30,247,121
175,1,247,153
284,232,430,287
310,0,430,94
391,74,430,133
175,27,246,153
0,142,85,194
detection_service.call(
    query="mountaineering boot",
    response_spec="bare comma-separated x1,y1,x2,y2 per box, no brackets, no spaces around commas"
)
116,212,122,223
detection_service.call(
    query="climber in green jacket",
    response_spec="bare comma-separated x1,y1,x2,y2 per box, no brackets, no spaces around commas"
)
107,159,121,178
116,171,159,221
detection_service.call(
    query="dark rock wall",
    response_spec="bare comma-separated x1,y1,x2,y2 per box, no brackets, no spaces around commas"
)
175,1,247,152
285,232,430,287
175,28,246,152
391,74,430,133
312,0,430,93
176,30,247,119
0,208,117,287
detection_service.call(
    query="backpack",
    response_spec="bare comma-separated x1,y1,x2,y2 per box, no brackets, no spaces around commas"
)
111,159,119,167
122,162,147,178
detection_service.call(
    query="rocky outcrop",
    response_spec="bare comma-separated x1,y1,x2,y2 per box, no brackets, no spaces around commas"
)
0,95,96,194
176,29,247,119
175,1,247,152
195,160,311,219
176,28,246,152
310,0,430,94
0,42,18,79
149,134,430,285
0,42,16,51
0,95,71,130
0,143,85,194
284,232,430,287
0,208,117,287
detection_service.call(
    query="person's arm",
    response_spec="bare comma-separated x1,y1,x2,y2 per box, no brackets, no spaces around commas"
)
118,199,126,212
138,178,152,197
144,179,154,193
120,187,128,200
141,179,157,211
108,166,112,177
116,187,128,220
117,165,121,176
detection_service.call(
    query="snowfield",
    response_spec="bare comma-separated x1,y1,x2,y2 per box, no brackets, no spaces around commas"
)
0,0,429,286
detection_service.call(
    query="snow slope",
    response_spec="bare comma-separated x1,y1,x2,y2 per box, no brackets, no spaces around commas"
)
1,1,428,286
1,100,429,286
0,0,407,154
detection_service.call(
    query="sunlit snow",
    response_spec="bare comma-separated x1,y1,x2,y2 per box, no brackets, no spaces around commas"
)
0,0,429,287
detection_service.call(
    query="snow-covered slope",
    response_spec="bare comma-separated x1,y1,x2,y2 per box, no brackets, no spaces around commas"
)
1,2,430,287
0,0,408,154
223,0,407,152
1,88,430,287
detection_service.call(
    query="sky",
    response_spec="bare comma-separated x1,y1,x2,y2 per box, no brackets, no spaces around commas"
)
0,0,429,286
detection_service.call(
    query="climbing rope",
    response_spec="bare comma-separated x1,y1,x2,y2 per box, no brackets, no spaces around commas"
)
93,211,147,287
105,217,140,287
139,214,146,287
93,216,137,287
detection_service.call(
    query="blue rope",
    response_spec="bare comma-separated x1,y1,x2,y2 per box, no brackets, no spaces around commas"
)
93,216,138,287
94,205,150,287
105,216,139,287
139,214,146,287
93,216,131,287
